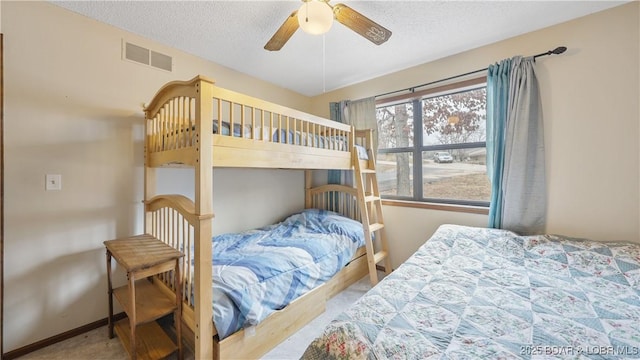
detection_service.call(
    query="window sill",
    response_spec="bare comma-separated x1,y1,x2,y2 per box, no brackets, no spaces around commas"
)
381,199,489,215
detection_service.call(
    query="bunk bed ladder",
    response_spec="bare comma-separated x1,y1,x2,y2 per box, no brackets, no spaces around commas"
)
354,131,392,286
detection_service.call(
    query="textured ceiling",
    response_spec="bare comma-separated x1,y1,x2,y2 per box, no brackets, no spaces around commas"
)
52,1,627,97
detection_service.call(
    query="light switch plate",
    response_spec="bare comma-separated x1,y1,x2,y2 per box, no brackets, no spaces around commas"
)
46,174,62,191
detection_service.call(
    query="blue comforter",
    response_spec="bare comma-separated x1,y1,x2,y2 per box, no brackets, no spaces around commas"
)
211,209,365,339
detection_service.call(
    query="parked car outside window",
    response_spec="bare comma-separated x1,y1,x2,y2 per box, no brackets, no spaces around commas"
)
434,152,453,163
376,83,490,206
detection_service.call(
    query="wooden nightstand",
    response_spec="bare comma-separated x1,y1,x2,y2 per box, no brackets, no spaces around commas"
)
105,234,184,360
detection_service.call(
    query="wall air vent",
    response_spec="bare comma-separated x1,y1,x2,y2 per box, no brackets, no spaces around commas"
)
150,51,172,72
123,41,172,72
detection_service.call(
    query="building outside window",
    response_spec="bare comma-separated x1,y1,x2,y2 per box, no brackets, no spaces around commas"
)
376,81,490,206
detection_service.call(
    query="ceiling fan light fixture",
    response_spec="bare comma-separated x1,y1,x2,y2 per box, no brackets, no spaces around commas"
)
297,0,334,35
264,1,391,51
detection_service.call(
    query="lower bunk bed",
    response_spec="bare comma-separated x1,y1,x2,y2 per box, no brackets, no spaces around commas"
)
146,183,370,359
302,224,640,359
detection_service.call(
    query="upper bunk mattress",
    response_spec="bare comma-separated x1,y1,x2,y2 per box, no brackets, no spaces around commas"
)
211,209,366,339
302,224,640,359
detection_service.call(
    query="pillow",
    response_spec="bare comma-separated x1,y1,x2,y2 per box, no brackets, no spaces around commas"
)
212,120,251,137
285,208,365,245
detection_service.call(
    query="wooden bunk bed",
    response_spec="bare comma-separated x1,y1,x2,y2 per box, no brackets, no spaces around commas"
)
139,75,392,359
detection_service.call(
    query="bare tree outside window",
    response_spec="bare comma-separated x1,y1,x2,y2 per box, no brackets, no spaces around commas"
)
377,102,414,148
423,89,486,143
423,89,486,162
377,103,413,196
376,85,490,205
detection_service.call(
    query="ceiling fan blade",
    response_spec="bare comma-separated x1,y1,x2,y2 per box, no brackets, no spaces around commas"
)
333,3,391,45
264,10,299,51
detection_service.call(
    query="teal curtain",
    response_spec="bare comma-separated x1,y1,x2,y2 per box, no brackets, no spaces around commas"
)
486,59,511,229
329,101,344,123
486,56,546,234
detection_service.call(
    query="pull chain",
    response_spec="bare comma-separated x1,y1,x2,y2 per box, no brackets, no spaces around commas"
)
322,34,326,93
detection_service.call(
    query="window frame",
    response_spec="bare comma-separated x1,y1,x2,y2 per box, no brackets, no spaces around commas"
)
376,77,489,207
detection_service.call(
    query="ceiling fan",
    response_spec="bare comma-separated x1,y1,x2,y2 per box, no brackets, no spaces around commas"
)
264,0,392,51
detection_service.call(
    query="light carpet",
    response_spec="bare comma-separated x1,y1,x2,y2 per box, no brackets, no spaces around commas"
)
18,275,374,360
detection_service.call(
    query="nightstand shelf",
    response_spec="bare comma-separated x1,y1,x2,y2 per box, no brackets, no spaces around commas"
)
114,319,177,360
113,280,177,325
105,234,184,360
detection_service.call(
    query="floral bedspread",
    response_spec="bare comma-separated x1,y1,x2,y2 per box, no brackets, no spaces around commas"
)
301,224,640,359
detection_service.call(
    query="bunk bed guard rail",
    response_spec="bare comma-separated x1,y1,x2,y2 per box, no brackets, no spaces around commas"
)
143,76,355,169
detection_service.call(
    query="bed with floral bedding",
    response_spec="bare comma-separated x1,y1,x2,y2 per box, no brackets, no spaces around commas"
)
301,224,640,359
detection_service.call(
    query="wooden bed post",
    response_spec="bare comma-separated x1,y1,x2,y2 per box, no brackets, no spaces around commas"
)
143,109,156,235
305,170,313,208
194,77,215,359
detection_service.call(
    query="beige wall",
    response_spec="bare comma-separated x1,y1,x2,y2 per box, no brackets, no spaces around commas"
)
2,1,308,352
311,2,640,259
2,0,639,353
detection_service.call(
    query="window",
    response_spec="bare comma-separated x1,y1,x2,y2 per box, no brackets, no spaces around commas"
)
376,80,490,206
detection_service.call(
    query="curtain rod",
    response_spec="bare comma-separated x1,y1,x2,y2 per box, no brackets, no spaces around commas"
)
375,46,567,99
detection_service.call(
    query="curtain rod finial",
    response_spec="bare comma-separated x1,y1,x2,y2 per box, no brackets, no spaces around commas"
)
552,46,567,55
